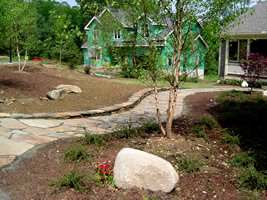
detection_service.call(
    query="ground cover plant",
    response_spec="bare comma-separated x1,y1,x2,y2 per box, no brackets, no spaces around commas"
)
0,90,266,199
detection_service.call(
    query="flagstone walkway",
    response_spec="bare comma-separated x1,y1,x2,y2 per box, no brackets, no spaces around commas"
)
0,87,239,168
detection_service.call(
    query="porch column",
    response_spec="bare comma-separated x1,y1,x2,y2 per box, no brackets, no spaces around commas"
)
219,39,227,78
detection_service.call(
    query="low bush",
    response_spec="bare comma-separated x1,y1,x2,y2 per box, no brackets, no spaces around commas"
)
192,125,208,140
239,166,267,190
84,134,105,146
51,171,86,191
222,130,240,145
175,156,203,173
230,152,255,168
198,115,218,130
141,120,160,133
64,145,90,162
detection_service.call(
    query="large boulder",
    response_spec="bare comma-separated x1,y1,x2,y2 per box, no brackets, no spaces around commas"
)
55,84,82,94
47,89,65,100
113,148,179,193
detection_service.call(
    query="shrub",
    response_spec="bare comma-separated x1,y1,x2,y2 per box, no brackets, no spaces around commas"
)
84,65,91,74
198,115,218,129
84,134,105,146
51,171,86,191
222,131,240,145
111,124,140,139
175,156,203,173
192,125,207,140
239,166,267,190
141,120,160,133
230,153,255,168
64,145,90,162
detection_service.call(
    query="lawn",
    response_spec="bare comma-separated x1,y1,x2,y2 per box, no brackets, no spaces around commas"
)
0,90,266,199
0,64,144,113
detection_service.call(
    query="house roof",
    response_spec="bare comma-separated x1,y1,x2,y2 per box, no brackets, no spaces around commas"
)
223,1,267,36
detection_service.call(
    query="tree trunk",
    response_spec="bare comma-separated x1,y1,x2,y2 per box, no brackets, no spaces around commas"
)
153,86,166,136
21,49,28,72
16,45,21,71
59,47,62,66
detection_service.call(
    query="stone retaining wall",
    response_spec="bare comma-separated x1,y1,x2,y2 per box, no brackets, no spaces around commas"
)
0,88,168,119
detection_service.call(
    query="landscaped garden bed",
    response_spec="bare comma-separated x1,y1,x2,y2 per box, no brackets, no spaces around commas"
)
0,64,144,114
0,91,266,199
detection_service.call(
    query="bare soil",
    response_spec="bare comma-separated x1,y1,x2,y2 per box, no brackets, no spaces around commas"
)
0,64,144,113
0,92,266,200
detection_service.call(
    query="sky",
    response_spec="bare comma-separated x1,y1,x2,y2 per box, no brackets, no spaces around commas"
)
57,0,77,6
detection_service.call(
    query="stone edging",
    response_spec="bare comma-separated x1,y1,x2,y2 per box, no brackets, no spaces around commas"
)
0,88,168,119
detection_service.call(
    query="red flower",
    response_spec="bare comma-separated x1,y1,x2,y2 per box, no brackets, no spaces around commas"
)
96,161,113,176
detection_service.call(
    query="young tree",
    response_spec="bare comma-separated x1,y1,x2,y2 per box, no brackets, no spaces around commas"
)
50,12,82,65
3,0,38,71
241,53,267,92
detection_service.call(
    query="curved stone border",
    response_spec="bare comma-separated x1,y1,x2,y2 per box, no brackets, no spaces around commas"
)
0,88,168,119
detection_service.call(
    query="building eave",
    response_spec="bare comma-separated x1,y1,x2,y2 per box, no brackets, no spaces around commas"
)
84,16,101,30
194,34,209,48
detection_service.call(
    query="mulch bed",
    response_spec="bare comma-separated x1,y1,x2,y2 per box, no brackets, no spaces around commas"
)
0,64,144,113
0,92,266,200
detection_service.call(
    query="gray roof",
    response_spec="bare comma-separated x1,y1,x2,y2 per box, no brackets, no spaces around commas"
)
105,8,133,27
224,1,267,36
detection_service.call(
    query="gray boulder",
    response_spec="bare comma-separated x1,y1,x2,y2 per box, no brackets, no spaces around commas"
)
47,89,65,100
113,148,179,193
55,84,82,94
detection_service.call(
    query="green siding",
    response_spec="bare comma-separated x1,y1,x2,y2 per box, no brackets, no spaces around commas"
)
83,9,207,76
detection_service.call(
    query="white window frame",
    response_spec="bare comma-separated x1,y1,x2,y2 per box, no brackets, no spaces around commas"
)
114,30,121,40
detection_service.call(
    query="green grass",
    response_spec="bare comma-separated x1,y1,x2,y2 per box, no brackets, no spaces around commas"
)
230,153,255,168
239,166,267,190
83,134,105,146
51,171,86,191
64,144,90,162
198,115,218,130
111,74,218,89
192,125,208,140
175,156,203,173
222,130,240,145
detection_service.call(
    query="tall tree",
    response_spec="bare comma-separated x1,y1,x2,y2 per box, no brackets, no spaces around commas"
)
3,0,38,71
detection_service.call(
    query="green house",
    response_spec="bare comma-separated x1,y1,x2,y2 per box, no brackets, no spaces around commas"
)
82,8,208,79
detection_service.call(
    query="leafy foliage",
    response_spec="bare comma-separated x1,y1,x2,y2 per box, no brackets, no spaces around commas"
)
241,53,267,91
84,134,105,146
239,166,267,190
175,156,203,173
231,153,256,168
51,171,86,191
64,145,90,162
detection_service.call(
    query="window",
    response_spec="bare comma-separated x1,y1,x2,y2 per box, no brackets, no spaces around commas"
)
168,58,172,66
95,49,101,60
143,24,149,37
229,40,248,62
93,30,99,41
114,30,121,39
229,41,238,62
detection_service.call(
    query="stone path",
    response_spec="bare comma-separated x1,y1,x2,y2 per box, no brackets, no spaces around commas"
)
0,87,239,167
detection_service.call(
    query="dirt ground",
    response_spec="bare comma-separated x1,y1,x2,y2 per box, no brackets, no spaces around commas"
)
0,64,144,113
1,92,266,200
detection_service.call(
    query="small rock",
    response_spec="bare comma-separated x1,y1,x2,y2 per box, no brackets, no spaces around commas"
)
55,84,82,94
113,148,179,193
40,97,49,101
0,99,4,104
216,80,221,84
47,89,65,100
263,90,267,97
0,90,4,94
241,80,249,88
